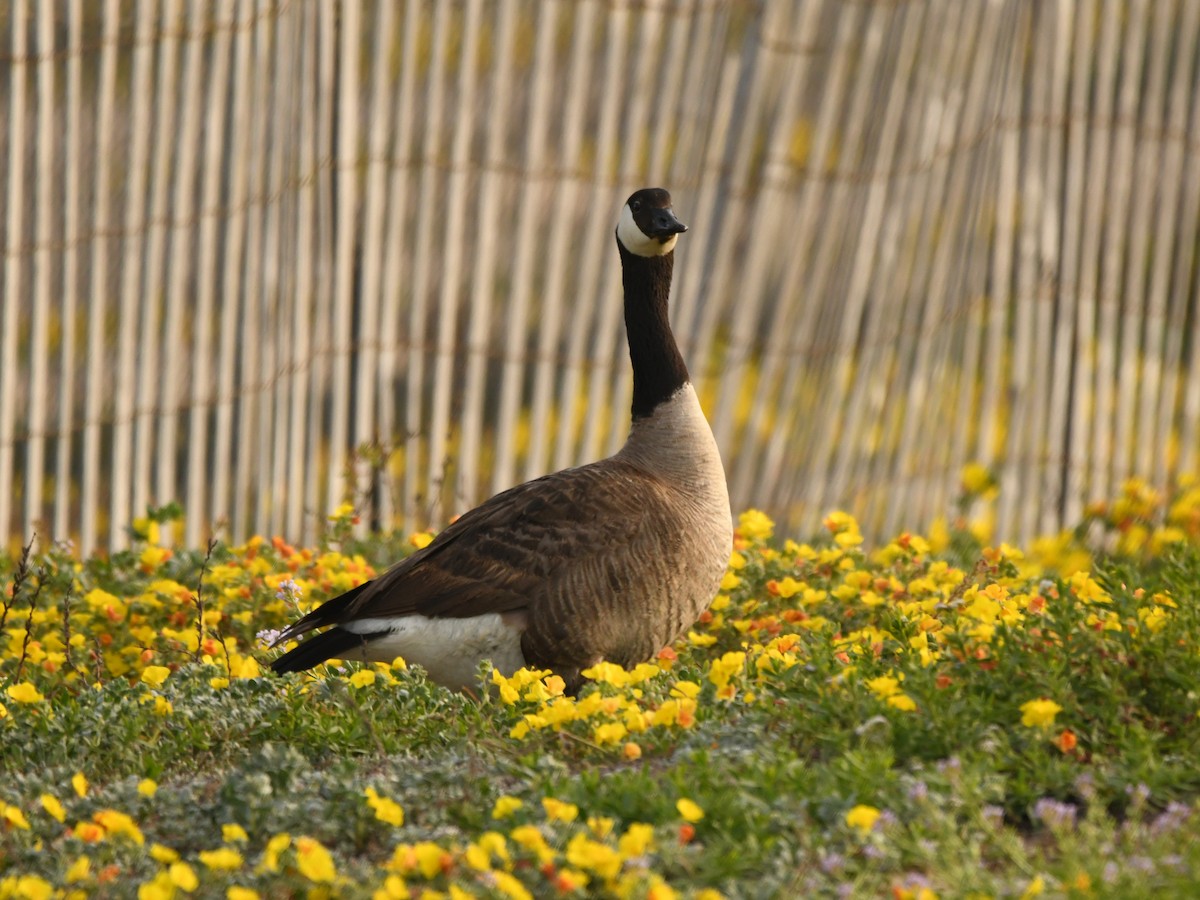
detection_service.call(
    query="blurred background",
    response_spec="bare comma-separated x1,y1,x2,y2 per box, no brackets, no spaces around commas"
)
1,0,1198,553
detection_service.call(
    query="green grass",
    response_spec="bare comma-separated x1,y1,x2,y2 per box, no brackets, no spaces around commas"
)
3,487,1200,898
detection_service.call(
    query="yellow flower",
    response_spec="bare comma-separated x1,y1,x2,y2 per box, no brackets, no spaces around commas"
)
227,889,260,900
618,823,654,858
365,787,405,827
0,701,7,719
295,835,337,883
140,545,171,569
65,856,90,883
39,794,65,823
492,871,532,900
492,796,524,819
10,876,53,900
887,694,918,712
737,509,774,541
1020,699,1063,730
94,809,145,844
137,874,171,899
399,841,449,878
222,823,249,843
199,847,244,871
3,804,31,830
169,862,199,891
845,804,881,836
708,651,745,691
349,669,377,688
409,531,434,549
593,722,628,745
542,797,578,822
150,844,180,863
259,833,291,873
373,875,411,900
1020,875,1046,898
865,675,901,699
138,779,158,797
6,682,45,704
960,462,995,496
566,832,622,880
140,666,171,689
675,799,704,822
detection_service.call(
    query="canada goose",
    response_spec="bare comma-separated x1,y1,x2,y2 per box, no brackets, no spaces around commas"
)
270,188,732,693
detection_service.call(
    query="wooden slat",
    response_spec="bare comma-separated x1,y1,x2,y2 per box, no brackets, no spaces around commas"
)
351,0,399,534
110,0,157,548
135,0,182,522
488,0,547,494
580,0,661,463
80,0,122,553
523,0,599,484
234,0,274,539
1073,0,1120,514
157,0,207,539
26,0,55,537
1111,0,1153,498
184,0,236,546
0,0,29,546
266,3,302,539
1138,1,1188,487
376,0,422,532
404,0,450,527
325,0,362,519
550,4,631,474
1169,5,1200,477
54,0,85,541
287,1,319,544
426,0,483,523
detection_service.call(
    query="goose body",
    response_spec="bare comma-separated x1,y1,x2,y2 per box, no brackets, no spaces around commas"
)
271,188,732,692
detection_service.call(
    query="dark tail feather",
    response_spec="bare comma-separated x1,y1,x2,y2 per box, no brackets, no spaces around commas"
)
271,580,374,646
270,627,383,674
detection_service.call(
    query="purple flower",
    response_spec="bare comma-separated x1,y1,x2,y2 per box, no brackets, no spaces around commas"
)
1126,783,1151,805
819,853,845,874
1073,772,1096,800
1151,801,1191,834
256,628,282,649
276,578,303,603
982,805,1005,827
1033,798,1077,830
907,780,929,803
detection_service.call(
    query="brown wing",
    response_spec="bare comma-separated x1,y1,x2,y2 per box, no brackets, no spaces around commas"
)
334,459,674,628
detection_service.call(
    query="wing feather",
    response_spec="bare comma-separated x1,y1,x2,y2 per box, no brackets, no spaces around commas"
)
327,460,670,629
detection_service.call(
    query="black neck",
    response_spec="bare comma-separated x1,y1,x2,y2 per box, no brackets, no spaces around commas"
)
618,239,690,420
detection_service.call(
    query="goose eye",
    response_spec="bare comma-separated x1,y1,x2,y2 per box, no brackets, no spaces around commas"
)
631,200,642,213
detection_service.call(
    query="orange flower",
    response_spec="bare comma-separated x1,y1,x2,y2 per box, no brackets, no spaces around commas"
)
1055,729,1078,753
73,821,105,843
677,824,696,844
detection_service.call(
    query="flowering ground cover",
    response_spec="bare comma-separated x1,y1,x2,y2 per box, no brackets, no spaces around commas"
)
3,478,1200,898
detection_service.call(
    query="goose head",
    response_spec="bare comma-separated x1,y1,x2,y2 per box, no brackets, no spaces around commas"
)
616,187,688,258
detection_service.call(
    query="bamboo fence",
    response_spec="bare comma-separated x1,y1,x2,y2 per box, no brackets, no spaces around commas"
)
1,0,1199,552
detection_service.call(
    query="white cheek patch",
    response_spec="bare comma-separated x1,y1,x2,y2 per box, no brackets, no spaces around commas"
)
616,203,678,257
